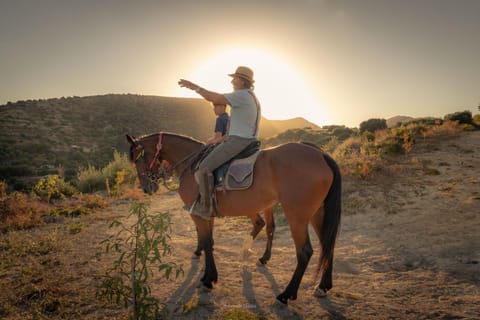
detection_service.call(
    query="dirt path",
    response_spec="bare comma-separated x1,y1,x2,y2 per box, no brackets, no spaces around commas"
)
1,131,479,319
144,131,480,319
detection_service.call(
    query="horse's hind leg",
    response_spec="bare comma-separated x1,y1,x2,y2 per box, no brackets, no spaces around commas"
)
277,209,313,304
259,206,275,265
309,206,332,296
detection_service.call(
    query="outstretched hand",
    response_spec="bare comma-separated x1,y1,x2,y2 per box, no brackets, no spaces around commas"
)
178,79,198,91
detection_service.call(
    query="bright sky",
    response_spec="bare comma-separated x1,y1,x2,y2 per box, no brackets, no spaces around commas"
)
1,0,479,127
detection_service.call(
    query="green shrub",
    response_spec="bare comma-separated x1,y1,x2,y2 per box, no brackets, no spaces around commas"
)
359,118,387,134
331,126,355,141
77,151,137,194
444,110,473,124
102,150,137,187
33,175,77,203
76,165,105,193
49,206,89,217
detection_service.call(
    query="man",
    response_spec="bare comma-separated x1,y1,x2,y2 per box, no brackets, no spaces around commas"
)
178,66,261,219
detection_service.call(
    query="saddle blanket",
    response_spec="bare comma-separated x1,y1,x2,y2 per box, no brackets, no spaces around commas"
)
217,151,260,191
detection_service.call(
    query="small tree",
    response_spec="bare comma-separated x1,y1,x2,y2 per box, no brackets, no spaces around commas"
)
96,202,183,319
444,110,473,124
359,118,387,134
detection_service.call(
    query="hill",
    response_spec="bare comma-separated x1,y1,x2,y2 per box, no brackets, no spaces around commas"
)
0,94,315,188
261,117,320,137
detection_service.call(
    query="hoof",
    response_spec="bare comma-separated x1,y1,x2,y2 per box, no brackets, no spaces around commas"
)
198,280,213,290
313,286,328,298
192,253,201,260
275,295,288,305
256,259,267,267
197,283,212,292
276,292,296,305
272,298,288,308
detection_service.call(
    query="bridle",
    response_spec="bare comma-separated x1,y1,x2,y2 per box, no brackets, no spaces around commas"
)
131,132,207,190
131,133,164,186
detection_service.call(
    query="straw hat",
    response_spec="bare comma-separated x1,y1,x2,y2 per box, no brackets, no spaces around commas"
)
228,66,254,83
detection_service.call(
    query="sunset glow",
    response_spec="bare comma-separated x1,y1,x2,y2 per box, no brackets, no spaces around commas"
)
1,1,479,127
177,48,331,125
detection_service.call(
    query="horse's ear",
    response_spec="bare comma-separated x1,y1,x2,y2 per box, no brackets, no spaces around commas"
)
126,134,136,145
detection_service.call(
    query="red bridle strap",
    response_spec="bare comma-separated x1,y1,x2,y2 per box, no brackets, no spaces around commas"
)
149,133,163,170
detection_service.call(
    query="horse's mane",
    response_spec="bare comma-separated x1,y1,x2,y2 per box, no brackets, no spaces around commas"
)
139,132,205,146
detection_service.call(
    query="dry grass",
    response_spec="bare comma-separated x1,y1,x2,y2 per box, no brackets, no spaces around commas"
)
0,124,479,319
0,192,48,232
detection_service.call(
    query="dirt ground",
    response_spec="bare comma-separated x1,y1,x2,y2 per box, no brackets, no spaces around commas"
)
1,130,479,319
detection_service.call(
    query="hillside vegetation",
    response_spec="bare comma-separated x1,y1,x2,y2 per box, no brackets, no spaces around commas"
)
0,94,315,189
1,93,477,192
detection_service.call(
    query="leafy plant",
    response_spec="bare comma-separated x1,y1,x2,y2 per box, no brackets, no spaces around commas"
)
96,202,183,320
76,165,105,193
33,175,77,203
102,150,137,188
76,151,137,194
108,169,126,197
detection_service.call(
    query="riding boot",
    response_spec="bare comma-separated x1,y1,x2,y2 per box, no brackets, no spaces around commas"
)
193,169,213,220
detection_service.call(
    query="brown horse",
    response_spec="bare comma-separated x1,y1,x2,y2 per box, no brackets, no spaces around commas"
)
155,146,275,264
126,132,341,305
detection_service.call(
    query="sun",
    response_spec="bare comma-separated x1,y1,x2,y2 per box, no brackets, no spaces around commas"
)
176,48,330,126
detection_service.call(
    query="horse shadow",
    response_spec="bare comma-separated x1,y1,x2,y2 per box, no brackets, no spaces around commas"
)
166,257,207,312
253,264,347,320
166,256,348,319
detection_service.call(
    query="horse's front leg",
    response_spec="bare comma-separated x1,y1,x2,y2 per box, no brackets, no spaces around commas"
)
191,217,215,258
191,215,218,288
259,206,275,265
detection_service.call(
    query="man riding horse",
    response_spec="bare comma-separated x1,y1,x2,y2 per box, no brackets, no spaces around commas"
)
178,66,261,220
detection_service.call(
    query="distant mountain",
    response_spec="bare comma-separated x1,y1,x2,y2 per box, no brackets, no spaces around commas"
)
0,94,317,188
261,117,320,137
386,116,414,128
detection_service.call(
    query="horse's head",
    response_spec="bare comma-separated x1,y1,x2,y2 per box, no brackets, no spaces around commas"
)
126,133,164,195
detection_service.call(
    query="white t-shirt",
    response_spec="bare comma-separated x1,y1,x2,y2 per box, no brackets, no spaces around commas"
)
224,89,261,138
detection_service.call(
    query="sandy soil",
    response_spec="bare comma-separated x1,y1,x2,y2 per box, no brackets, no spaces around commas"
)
1,130,479,319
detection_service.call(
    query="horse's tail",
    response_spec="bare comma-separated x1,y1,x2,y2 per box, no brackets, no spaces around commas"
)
317,153,342,277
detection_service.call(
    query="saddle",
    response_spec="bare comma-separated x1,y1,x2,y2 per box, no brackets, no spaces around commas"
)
188,140,260,218
213,140,261,191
